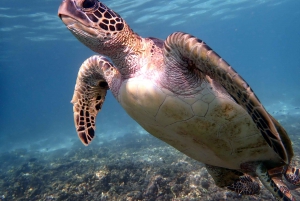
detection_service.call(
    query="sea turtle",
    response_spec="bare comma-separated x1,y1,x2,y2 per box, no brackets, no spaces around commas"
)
58,0,300,200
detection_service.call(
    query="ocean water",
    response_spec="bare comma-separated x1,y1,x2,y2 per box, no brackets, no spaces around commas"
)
0,0,300,200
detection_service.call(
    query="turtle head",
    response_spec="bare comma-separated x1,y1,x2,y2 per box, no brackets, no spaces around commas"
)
58,0,128,54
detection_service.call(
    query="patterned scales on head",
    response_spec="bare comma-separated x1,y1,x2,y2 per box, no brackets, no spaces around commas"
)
58,0,300,200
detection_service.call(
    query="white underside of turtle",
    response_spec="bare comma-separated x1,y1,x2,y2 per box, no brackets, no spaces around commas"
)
119,76,280,170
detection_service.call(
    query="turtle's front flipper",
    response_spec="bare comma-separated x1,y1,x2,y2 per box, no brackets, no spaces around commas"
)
71,55,120,145
256,163,295,201
206,164,260,195
284,166,300,186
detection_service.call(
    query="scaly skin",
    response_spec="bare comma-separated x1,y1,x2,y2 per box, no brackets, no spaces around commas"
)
58,0,299,200
58,0,145,78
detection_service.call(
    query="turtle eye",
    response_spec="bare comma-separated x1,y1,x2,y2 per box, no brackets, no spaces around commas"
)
82,0,96,9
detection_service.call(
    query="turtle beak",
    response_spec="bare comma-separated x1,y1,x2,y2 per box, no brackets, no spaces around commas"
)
58,0,68,20
58,0,90,26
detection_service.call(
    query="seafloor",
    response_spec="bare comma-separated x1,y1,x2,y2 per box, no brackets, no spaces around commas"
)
0,114,300,201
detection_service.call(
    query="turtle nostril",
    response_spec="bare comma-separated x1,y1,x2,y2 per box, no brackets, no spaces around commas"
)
82,0,96,9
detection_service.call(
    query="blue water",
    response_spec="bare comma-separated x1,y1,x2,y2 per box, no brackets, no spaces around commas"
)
1,0,300,151
1,0,300,200
0,0,299,150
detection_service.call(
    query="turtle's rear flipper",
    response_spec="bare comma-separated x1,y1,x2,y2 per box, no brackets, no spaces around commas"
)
71,55,119,145
227,175,260,195
256,163,295,201
206,164,259,195
284,166,300,186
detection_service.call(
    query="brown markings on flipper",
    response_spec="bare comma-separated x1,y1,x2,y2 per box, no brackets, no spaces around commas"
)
269,114,300,185
285,166,300,186
163,32,290,164
227,175,260,195
257,164,295,201
71,55,118,145
206,164,260,195
268,167,295,201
